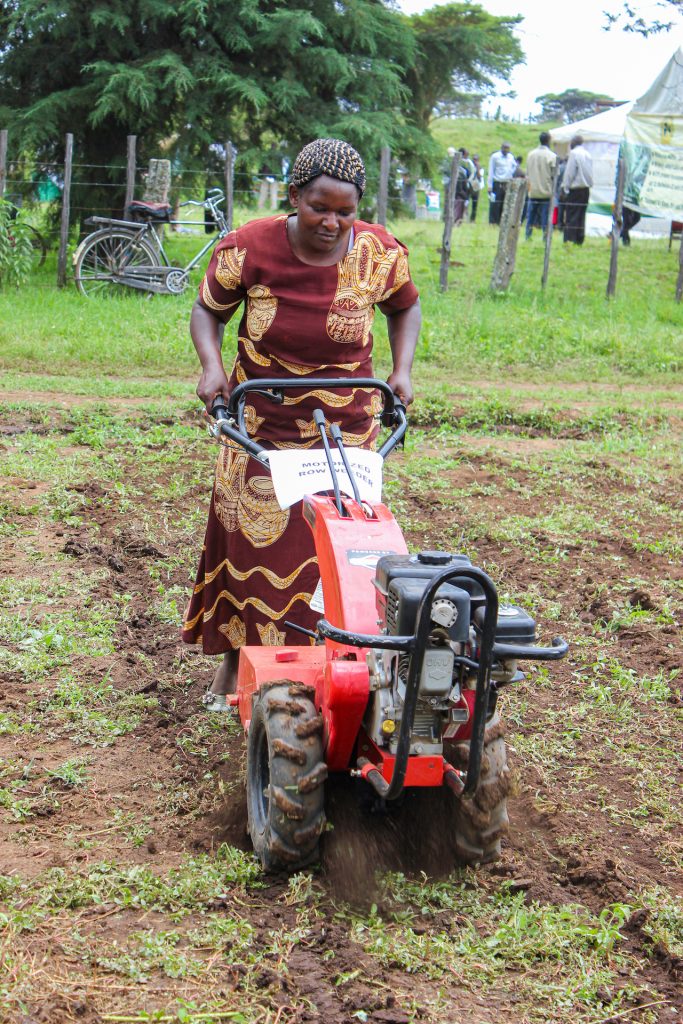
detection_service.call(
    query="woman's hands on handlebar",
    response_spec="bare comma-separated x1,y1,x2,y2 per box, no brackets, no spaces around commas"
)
197,363,230,415
386,369,413,407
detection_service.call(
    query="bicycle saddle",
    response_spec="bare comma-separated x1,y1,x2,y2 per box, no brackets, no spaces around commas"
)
127,200,172,222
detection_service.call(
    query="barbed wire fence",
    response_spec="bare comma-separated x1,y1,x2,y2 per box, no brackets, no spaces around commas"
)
1,129,681,301
0,131,387,288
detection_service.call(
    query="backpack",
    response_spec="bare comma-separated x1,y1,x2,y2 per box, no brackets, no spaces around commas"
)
455,169,472,200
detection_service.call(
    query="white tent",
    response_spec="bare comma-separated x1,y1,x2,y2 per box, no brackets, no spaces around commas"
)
550,102,633,153
549,97,672,237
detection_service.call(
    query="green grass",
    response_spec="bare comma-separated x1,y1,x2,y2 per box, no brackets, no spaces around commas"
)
1,207,681,391
431,116,560,163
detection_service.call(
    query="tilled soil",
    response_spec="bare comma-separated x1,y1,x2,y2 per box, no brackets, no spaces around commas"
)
0,388,681,1024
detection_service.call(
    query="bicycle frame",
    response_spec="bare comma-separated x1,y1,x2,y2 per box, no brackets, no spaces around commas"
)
82,190,230,277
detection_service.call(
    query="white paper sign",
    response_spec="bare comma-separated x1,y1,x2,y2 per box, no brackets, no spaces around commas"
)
268,448,383,509
309,578,325,612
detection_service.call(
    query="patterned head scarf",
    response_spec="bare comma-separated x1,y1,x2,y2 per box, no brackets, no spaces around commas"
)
291,138,366,197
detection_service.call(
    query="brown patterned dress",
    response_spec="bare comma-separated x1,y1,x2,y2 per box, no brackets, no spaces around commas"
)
182,215,419,655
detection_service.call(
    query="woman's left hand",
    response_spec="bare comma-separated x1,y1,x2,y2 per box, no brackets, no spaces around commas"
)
386,369,413,407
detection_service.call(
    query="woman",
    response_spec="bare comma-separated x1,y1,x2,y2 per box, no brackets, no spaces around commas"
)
182,138,421,709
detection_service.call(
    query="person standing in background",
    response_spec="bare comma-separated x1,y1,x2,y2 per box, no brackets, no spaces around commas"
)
469,154,484,222
554,155,568,233
487,142,517,225
562,135,593,245
525,131,557,240
514,155,528,224
453,147,475,225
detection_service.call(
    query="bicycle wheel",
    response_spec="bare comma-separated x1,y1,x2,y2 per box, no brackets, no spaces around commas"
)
73,228,158,298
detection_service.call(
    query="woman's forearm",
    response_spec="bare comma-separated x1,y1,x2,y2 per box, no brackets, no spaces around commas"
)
383,300,421,405
191,300,233,410
191,300,225,369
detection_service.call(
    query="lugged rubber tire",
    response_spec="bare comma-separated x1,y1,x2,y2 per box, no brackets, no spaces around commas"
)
246,681,327,872
447,711,511,864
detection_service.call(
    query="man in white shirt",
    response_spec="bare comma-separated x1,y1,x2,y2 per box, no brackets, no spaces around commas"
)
525,131,557,240
487,142,517,225
562,135,593,245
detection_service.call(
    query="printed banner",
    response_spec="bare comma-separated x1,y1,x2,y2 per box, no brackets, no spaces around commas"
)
267,448,383,510
622,114,683,219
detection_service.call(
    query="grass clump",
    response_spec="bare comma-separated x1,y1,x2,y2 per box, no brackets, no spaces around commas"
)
349,874,641,1021
4,846,262,925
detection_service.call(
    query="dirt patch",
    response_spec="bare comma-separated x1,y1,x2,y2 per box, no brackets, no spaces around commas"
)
0,390,155,408
1,389,681,1024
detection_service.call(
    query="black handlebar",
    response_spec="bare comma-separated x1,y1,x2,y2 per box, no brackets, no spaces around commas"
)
210,377,407,461
210,397,230,421
492,637,569,661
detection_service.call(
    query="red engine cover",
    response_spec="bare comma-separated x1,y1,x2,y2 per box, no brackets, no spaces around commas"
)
303,494,407,640
303,493,407,768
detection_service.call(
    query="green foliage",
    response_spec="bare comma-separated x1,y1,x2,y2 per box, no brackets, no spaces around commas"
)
604,1,683,35
21,847,262,914
432,116,559,164
0,1,528,207
534,89,619,124
405,3,523,137
45,759,89,788
0,199,33,287
351,875,635,1010
0,0,416,203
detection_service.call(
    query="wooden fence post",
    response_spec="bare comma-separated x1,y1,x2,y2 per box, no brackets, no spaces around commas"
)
439,152,461,293
143,158,170,244
676,229,683,303
143,158,171,204
490,179,526,293
0,130,7,198
124,135,137,213
606,157,626,299
57,133,73,288
225,140,235,232
541,165,559,290
377,145,391,227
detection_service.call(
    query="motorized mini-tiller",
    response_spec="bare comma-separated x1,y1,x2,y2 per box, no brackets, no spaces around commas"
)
210,379,568,872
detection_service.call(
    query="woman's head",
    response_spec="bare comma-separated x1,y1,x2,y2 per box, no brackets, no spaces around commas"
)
288,138,365,258
290,138,366,197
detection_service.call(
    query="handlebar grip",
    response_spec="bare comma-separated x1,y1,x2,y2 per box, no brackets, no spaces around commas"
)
381,400,406,428
210,396,230,422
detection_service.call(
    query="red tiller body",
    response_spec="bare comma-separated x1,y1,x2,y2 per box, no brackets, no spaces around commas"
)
357,728,445,786
235,491,475,777
302,493,408,644
238,492,427,775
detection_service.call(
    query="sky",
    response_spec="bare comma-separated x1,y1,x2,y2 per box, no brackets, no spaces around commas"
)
398,0,683,119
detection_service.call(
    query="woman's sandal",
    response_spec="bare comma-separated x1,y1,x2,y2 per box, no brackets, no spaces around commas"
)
201,691,233,712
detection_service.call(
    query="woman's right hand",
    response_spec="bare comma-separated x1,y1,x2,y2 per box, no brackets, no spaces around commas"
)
197,364,231,414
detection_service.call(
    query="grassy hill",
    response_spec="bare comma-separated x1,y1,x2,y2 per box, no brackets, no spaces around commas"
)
431,116,559,162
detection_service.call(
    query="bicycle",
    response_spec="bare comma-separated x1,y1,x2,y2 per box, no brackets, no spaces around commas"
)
72,189,229,298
